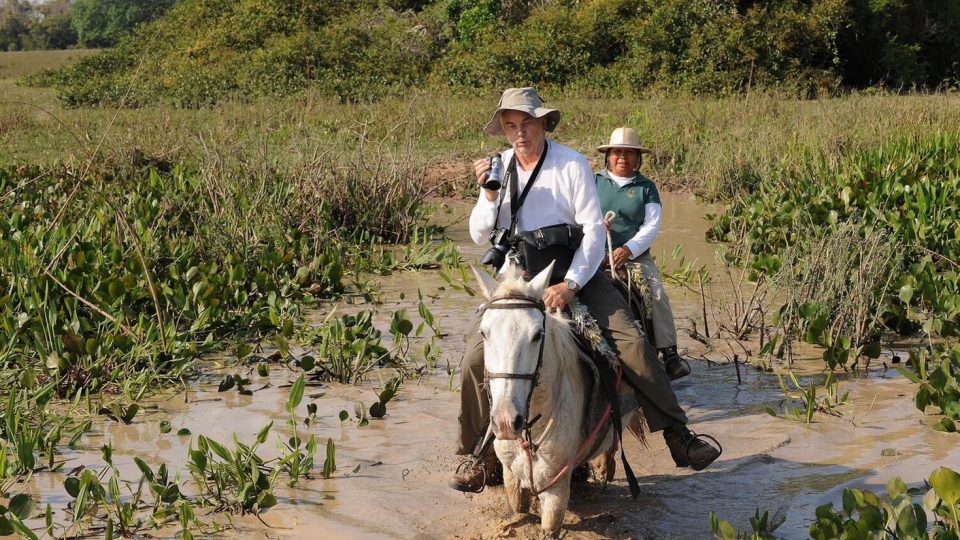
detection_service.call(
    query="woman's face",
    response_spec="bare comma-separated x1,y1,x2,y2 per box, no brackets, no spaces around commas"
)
608,148,641,177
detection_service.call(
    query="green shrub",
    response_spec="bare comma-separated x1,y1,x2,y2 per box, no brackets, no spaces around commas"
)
709,132,960,359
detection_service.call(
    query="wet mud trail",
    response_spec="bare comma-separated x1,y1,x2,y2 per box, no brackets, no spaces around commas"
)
18,194,960,539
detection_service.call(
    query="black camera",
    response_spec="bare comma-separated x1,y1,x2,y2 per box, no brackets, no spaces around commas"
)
480,227,511,268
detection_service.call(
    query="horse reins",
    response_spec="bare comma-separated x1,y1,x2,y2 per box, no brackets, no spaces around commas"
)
480,294,547,436
480,293,623,496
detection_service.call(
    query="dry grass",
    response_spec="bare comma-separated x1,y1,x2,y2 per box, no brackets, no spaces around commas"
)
2,50,959,202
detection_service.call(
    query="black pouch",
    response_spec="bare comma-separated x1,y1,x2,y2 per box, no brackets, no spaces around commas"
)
513,224,584,284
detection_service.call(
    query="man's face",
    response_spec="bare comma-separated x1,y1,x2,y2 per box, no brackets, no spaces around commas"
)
500,110,547,158
608,148,641,177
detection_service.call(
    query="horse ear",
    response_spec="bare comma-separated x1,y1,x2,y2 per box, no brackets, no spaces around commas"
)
528,261,554,296
471,265,500,299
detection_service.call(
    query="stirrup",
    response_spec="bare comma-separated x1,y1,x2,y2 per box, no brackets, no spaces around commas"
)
453,457,488,493
683,432,723,463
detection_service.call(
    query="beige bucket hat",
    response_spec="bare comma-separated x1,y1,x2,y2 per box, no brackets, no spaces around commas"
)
597,127,652,154
483,87,561,136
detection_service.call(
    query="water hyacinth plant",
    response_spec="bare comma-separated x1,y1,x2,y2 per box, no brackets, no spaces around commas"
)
709,132,960,367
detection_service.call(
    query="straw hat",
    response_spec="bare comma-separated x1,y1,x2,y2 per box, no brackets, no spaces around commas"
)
483,87,561,136
597,127,652,154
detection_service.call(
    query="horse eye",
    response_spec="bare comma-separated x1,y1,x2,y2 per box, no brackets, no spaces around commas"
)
533,329,544,341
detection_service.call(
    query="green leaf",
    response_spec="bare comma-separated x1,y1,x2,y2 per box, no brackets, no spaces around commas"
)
8,494,34,520
322,438,336,479
930,466,960,506
887,477,908,498
288,375,305,412
133,457,154,482
717,519,737,539
206,438,233,462
895,503,925,538
177,428,191,436
899,284,914,303
862,341,881,359
934,418,957,432
257,491,277,509
0,517,13,536
64,477,81,498
256,422,273,445
896,366,921,384
218,376,235,392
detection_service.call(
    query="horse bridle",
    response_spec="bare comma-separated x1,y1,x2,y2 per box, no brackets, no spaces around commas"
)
479,293,548,438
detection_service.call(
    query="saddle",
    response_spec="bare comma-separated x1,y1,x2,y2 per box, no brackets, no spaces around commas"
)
567,299,645,497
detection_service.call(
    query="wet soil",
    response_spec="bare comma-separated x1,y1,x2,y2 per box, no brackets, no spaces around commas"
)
17,193,960,540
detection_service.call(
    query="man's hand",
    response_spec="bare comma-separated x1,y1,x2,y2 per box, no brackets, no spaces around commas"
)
612,246,633,269
473,158,497,201
543,282,575,310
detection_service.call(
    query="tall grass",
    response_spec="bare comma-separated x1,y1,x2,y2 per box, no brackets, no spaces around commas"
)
3,50,958,202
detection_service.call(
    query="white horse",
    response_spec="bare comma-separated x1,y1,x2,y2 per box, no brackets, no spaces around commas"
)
473,260,626,535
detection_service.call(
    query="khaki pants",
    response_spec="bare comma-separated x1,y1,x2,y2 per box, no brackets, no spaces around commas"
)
456,271,688,455
632,252,678,349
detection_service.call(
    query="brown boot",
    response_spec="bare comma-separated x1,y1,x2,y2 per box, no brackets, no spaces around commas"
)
659,346,691,380
449,453,503,492
663,426,721,471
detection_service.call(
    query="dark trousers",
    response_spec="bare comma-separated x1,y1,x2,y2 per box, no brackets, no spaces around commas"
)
456,271,688,454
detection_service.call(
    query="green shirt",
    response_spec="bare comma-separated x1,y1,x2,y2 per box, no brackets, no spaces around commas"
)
595,170,661,253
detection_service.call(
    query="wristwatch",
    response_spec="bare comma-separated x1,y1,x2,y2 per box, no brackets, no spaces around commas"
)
564,279,581,293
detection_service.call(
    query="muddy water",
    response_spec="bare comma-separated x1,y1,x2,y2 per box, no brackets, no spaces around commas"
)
19,193,960,540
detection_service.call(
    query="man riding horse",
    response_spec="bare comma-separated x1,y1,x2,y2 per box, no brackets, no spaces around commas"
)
450,87,721,492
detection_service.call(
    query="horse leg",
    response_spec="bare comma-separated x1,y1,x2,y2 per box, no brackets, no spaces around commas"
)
538,478,571,536
591,448,617,483
503,466,531,514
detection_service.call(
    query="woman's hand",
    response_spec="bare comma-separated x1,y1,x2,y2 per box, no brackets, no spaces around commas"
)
612,246,633,269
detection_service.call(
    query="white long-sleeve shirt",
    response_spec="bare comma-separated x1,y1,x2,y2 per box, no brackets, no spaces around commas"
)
469,140,604,287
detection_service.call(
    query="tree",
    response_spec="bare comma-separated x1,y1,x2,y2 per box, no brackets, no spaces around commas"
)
0,0,31,51
71,0,177,48
24,0,77,50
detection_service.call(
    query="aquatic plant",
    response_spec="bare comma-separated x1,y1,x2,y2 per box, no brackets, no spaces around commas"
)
808,468,960,539
711,467,960,539
710,132,960,367
766,371,849,424
899,345,960,433
710,507,786,540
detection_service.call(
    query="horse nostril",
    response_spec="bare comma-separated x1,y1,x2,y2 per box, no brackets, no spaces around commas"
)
512,415,525,432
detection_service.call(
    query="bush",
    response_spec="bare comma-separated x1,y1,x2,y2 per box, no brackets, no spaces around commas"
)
709,132,960,361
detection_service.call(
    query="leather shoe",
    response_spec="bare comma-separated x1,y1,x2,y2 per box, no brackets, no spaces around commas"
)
663,426,721,471
449,453,503,492
660,346,691,380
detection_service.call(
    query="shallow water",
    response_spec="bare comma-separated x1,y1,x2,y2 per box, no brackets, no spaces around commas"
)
17,193,960,539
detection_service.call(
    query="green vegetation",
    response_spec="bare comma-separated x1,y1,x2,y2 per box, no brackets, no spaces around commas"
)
0,0,176,51
20,0,960,105
70,0,176,48
899,345,960,433
711,467,960,539
710,133,960,368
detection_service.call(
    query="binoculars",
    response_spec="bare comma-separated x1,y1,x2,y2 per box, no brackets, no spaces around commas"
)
482,154,504,191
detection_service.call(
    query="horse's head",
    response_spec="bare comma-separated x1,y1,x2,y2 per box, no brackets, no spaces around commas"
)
472,260,554,441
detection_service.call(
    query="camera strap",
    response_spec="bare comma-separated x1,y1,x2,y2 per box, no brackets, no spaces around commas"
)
507,140,549,235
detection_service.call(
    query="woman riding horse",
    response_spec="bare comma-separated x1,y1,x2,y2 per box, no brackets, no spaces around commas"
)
596,127,691,380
